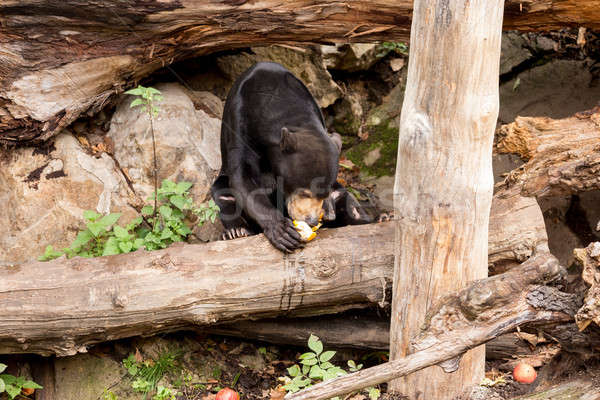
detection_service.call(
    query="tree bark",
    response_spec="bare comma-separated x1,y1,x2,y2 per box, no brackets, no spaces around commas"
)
0,223,394,356
286,252,572,400
495,109,600,198
389,0,502,398
512,380,600,400
0,181,548,357
2,1,599,145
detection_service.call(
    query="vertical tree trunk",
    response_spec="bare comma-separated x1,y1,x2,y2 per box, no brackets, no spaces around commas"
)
389,1,503,398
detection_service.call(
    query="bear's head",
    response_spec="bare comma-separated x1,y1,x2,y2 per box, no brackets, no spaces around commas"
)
274,127,342,227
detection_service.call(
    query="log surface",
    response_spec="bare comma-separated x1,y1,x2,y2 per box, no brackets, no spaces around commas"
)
389,0,502,397
2,0,600,144
0,223,394,356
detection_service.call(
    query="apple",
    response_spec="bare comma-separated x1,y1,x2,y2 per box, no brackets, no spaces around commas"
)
513,362,537,384
216,387,240,400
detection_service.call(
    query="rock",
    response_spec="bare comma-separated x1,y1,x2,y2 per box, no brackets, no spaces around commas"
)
344,68,408,177
321,43,385,72
54,353,123,400
500,32,533,75
389,58,405,72
216,45,342,108
330,91,365,138
107,82,221,203
535,35,558,51
0,133,138,264
499,60,600,123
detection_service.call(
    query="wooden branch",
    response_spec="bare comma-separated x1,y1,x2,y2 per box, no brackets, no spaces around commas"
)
495,109,600,198
512,380,600,400
286,253,573,400
0,223,394,356
2,1,599,145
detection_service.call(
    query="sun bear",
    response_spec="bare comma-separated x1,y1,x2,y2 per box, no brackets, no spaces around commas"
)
211,61,373,252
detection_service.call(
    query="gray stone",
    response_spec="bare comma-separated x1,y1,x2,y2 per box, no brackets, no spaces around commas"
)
321,43,385,72
217,45,342,108
108,82,221,204
54,353,123,400
0,132,138,264
499,60,600,123
500,32,532,75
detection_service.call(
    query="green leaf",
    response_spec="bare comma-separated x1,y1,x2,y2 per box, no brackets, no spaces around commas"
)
307,334,323,355
175,225,192,236
369,387,381,399
141,205,154,215
133,238,145,250
102,237,121,256
86,222,104,238
83,210,101,221
283,382,300,393
38,245,64,261
287,364,300,377
5,384,20,399
299,352,316,360
319,350,335,363
113,225,129,239
169,195,187,211
301,364,310,376
0,364,6,374
300,358,317,366
70,229,93,250
0,377,4,393
98,213,121,229
320,362,334,370
308,365,323,379
147,87,162,95
347,360,356,369
175,181,193,194
159,227,174,240
159,205,172,219
125,87,145,96
119,241,133,253
130,98,144,108
22,380,43,389
126,217,143,231
0,375,16,385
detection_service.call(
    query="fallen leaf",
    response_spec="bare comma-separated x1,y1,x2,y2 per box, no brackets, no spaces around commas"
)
134,348,143,362
269,387,286,400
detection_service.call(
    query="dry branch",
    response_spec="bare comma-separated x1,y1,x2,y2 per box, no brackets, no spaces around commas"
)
495,109,600,198
2,0,599,144
286,253,575,400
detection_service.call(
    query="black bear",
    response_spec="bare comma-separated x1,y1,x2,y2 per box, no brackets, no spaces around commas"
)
211,61,373,252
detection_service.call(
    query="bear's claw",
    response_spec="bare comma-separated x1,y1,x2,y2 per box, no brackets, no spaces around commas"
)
221,227,252,240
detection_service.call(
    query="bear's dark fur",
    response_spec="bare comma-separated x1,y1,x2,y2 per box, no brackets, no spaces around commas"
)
211,62,372,252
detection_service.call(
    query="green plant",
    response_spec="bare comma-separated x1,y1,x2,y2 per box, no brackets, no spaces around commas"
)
0,363,43,399
126,85,163,230
376,41,408,57
282,335,380,400
102,389,118,400
39,179,219,260
122,352,179,398
153,386,177,400
140,179,219,250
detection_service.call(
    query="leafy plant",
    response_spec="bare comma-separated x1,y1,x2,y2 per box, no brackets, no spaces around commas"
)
122,352,179,398
0,363,43,399
282,335,380,399
376,41,408,57
153,386,177,400
126,85,163,230
102,389,118,400
39,179,219,260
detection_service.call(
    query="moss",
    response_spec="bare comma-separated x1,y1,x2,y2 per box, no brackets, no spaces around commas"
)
345,122,398,177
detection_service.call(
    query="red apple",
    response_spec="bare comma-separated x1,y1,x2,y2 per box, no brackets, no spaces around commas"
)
513,363,537,384
216,387,240,400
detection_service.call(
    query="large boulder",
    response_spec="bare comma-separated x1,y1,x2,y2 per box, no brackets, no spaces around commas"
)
499,32,533,75
216,45,342,108
0,133,138,264
499,59,600,123
321,43,386,72
107,82,221,203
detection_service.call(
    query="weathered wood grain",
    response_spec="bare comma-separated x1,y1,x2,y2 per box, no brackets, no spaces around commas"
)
388,0,503,397
2,0,599,144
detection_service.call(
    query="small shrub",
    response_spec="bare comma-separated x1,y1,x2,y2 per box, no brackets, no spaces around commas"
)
0,363,43,400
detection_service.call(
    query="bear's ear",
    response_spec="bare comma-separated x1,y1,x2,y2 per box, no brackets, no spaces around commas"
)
328,131,342,153
280,127,297,153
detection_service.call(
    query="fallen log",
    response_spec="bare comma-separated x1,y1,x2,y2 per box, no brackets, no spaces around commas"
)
512,379,600,400
286,253,576,400
2,0,599,145
495,109,600,198
0,223,394,356
209,315,557,363
0,179,549,357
